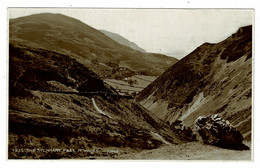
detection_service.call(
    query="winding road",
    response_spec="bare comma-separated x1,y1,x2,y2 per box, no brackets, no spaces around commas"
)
92,98,111,118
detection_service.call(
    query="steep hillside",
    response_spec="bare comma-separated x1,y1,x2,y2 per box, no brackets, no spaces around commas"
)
136,25,252,140
9,13,177,79
8,44,186,159
100,29,146,52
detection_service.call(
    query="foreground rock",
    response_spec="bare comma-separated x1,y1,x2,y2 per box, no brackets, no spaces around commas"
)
195,114,248,150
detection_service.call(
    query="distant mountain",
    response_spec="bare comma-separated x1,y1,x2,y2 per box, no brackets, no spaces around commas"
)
136,25,252,140
9,13,177,79
162,52,188,60
100,29,146,53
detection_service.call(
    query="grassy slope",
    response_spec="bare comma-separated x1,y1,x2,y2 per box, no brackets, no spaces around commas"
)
8,44,185,159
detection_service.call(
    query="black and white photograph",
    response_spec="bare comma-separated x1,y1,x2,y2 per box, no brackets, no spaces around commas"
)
6,7,254,160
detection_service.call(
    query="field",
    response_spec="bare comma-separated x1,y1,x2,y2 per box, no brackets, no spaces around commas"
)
104,75,157,95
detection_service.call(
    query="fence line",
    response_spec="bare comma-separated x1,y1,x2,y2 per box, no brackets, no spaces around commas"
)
133,76,155,82
40,90,133,98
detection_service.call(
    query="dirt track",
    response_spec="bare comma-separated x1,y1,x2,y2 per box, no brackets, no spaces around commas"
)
116,141,252,160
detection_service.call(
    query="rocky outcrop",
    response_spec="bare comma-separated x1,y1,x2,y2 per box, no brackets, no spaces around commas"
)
195,114,248,150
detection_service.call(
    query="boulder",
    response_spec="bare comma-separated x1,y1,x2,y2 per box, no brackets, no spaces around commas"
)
195,114,244,148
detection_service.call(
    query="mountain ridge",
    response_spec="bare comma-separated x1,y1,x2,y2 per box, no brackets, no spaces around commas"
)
100,29,146,53
10,13,178,79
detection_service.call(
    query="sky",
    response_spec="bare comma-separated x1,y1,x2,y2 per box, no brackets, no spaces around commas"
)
8,8,253,59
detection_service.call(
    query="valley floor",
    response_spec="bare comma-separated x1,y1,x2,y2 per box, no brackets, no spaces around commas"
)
114,141,252,160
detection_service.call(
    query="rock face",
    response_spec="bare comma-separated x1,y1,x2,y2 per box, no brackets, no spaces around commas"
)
195,114,244,148
136,25,252,140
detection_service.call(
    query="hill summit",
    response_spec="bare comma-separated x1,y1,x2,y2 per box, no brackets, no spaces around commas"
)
10,13,177,79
